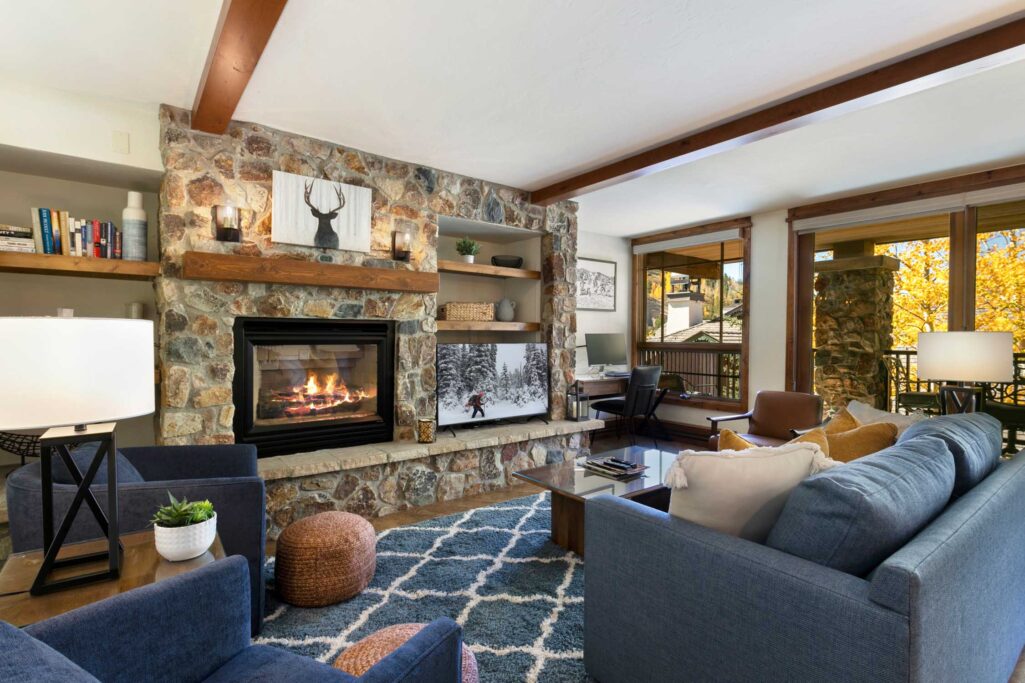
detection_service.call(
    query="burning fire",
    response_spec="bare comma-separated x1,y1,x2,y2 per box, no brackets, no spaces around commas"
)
285,371,372,417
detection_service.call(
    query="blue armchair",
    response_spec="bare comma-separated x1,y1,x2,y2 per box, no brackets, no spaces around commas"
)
5,443,266,635
0,556,463,682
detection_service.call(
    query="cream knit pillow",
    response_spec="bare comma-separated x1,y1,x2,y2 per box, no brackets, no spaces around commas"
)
665,442,839,542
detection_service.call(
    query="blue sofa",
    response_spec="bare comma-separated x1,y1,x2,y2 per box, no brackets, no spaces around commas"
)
6,444,266,635
585,413,1025,682
0,556,462,682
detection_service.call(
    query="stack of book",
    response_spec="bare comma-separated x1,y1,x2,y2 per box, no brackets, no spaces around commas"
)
582,456,649,480
30,208,123,259
0,224,35,253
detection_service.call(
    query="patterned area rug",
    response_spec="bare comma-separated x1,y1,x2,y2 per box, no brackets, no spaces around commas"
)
257,492,587,681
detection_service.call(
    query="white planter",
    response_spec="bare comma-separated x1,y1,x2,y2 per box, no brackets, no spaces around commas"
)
460,254,475,263
154,513,217,562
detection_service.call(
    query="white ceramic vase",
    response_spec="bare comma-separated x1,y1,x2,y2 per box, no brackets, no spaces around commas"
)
461,254,475,263
154,513,217,562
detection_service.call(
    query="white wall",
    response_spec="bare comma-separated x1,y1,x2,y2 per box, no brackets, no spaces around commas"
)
0,76,162,172
656,209,790,429
576,230,631,372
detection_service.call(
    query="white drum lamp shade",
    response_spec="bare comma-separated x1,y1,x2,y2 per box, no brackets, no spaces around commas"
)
917,331,1014,383
0,317,155,430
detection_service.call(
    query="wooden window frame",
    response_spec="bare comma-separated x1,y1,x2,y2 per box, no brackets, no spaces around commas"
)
785,164,1025,391
631,219,752,412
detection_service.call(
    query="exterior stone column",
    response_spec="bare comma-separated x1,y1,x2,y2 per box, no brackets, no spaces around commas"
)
813,255,899,411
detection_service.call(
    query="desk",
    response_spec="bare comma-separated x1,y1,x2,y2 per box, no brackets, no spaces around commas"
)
577,376,628,399
0,529,224,627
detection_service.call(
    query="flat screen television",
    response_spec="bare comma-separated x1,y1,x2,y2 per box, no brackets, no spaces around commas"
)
436,342,550,427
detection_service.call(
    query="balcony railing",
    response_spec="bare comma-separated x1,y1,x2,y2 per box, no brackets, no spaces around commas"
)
881,348,1025,410
638,342,742,402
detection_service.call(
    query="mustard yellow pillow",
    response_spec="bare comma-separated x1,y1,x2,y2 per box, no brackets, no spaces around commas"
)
825,422,897,462
717,429,754,451
787,428,829,457
824,407,861,435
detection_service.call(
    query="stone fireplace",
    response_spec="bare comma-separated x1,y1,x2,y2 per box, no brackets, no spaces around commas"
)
232,318,395,456
154,105,593,531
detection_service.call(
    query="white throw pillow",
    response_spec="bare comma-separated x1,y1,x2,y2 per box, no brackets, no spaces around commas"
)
665,443,839,542
845,399,927,435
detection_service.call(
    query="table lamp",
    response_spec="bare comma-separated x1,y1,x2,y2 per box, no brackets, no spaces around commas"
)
917,331,1014,414
0,317,154,594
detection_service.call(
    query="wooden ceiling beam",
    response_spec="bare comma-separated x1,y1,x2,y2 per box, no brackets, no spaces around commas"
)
191,0,289,134
531,15,1025,205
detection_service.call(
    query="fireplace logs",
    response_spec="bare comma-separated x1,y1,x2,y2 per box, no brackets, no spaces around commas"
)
257,371,375,421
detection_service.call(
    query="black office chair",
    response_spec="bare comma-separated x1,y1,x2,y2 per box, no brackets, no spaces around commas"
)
591,365,662,446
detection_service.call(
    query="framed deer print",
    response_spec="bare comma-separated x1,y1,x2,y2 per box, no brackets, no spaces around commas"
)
271,171,372,252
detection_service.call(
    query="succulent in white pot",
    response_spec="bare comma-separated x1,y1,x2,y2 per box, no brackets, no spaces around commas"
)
455,236,480,263
152,493,217,562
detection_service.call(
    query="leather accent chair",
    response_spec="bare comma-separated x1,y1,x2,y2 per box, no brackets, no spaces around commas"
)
707,390,823,450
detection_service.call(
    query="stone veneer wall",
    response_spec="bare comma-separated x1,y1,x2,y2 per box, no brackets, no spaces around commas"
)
813,259,897,410
265,430,591,538
155,105,577,444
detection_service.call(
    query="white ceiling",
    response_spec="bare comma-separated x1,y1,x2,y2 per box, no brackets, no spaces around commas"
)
3,1,1025,238
0,1,220,111
578,57,1025,236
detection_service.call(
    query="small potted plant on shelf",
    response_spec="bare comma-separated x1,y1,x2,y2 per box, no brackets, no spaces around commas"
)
455,236,480,263
152,493,217,562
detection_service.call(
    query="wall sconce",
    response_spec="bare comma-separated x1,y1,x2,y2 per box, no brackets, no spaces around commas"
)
392,225,413,262
212,205,241,243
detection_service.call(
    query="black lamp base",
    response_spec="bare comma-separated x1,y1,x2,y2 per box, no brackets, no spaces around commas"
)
33,423,123,595
938,385,984,415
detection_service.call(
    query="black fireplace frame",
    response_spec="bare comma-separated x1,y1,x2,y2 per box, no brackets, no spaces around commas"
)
232,317,395,457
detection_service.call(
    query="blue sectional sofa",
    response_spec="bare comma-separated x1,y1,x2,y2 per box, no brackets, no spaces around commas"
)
0,556,463,682
6,444,266,635
585,413,1025,682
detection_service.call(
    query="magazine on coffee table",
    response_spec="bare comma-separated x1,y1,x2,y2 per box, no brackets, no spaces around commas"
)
582,456,649,480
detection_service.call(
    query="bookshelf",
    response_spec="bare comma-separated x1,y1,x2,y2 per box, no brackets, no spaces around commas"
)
437,320,541,332
437,259,541,280
0,253,159,280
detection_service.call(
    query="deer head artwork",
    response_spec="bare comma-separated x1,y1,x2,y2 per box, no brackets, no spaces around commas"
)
303,180,345,249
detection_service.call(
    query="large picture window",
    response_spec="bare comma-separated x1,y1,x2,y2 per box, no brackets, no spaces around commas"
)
632,221,750,409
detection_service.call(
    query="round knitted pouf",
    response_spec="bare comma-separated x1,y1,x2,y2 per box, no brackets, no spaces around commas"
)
333,623,479,683
274,511,376,607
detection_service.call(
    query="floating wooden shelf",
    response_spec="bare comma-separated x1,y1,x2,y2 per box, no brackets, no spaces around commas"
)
0,252,159,280
437,259,541,280
436,320,541,332
182,251,439,293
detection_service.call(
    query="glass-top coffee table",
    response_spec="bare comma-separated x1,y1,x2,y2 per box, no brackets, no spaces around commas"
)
512,445,679,555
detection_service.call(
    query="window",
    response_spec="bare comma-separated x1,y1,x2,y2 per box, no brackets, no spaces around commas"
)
632,223,750,408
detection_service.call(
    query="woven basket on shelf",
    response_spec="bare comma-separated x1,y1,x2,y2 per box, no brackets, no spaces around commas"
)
438,302,495,321
334,622,479,683
274,511,376,607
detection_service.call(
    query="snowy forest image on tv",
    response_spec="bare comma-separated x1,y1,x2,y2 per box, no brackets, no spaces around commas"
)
437,343,549,427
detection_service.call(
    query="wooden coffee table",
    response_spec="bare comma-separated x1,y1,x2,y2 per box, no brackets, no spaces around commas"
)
513,445,678,556
0,529,224,627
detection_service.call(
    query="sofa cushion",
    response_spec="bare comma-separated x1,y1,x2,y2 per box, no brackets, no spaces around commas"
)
0,621,100,682
788,428,830,454
825,422,898,463
205,645,354,682
52,442,145,486
846,399,927,435
665,443,839,542
823,407,861,434
898,412,1002,497
766,436,955,576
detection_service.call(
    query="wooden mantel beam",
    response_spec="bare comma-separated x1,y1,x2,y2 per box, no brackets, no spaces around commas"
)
530,15,1025,205
191,0,289,134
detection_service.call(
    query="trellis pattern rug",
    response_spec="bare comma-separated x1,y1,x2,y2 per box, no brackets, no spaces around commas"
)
257,492,587,682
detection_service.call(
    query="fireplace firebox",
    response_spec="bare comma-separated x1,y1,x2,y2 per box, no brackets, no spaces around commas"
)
233,318,395,456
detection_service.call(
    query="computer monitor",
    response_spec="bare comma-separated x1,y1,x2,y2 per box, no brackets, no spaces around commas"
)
585,333,628,368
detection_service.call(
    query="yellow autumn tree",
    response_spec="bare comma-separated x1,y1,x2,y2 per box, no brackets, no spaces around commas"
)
876,229,1025,352
875,237,950,349
975,229,1025,352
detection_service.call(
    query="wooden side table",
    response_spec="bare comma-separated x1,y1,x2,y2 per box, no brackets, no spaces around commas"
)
0,529,224,627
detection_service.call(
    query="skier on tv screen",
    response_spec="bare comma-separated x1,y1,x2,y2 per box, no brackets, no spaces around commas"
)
466,391,487,419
